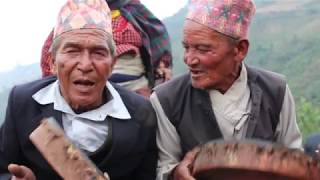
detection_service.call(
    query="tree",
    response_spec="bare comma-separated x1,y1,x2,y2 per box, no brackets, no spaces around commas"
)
297,98,320,138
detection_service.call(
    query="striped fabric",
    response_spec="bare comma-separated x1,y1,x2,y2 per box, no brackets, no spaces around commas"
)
112,14,142,57
107,0,173,70
41,31,54,77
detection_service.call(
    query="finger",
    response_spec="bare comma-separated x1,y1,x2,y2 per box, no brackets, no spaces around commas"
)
180,167,196,180
174,168,195,180
8,164,35,180
183,147,200,162
8,164,25,178
174,162,196,180
173,148,201,180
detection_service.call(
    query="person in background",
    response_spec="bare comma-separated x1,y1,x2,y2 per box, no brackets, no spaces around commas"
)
41,0,173,97
0,0,157,179
150,0,302,179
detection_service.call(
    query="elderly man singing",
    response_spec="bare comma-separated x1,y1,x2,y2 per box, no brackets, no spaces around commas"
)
0,0,157,179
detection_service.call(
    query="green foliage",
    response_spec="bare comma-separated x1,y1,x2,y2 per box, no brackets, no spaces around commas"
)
297,98,320,138
245,2,320,105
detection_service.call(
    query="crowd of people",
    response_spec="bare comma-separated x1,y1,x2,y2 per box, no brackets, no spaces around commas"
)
0,0,318,179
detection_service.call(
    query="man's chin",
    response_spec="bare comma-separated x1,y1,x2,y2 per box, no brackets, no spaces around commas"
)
191,81,207,90
69,99,97,113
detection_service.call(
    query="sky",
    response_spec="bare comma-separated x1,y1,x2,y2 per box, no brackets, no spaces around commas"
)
0,0,188,72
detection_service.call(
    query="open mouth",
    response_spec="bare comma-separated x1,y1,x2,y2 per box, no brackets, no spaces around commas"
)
73,79,95,86
190,69,204,77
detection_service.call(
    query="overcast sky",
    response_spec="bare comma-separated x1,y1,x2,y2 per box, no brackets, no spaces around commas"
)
0,0,188,72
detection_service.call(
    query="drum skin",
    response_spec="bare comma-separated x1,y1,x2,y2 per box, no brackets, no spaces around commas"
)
191,140,320,180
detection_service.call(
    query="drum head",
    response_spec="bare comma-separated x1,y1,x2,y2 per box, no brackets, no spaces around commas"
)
191,140,320,180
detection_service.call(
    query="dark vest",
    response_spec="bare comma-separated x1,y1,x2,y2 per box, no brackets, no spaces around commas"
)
154,65,286,154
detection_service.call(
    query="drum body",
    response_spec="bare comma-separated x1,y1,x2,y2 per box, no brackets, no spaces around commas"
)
191,140,320,180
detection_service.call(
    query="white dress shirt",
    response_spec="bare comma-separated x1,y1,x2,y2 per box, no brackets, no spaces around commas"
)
32,80,131,152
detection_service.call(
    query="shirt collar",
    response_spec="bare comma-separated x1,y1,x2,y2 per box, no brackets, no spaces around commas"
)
32,80,131,121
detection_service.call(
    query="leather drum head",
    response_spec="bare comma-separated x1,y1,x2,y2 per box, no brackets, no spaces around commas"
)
191,140,320,180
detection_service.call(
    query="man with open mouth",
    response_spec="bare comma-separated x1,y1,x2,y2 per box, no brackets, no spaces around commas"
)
0,0,157,179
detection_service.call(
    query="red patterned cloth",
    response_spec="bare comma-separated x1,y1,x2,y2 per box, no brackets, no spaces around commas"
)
112,15,142,57
41,30,54,77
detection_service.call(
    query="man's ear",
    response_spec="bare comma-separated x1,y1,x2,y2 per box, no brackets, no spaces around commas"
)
111,57,117,68
50,55,57,75
234,39,249,63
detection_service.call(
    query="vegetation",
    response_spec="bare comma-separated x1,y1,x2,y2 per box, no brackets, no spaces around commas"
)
297,98,320,138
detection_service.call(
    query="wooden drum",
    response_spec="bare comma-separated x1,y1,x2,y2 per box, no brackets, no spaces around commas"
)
191,140,320,180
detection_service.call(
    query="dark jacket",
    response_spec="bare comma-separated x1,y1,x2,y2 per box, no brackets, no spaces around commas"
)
154,65,286,154
0,76,157,180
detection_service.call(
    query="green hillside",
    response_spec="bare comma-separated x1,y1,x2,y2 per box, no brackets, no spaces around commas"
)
248,0,320,105
0,64,40,122
0,64,40,91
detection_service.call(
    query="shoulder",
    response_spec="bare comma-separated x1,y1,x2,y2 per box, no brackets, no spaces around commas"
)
9,76,57,101
247,65,286,85
152,74,198,120
154,73,191,98
113,83,149,107
5,76,57,119
247,65,287,98
112,83,156,127
247,65,288,114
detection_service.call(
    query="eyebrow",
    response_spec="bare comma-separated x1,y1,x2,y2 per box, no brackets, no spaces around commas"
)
61,42,81,50
196,44,212,48
182,41,212,47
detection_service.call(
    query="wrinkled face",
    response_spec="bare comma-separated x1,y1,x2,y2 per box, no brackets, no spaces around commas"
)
53,29,115,111
183,20,244,92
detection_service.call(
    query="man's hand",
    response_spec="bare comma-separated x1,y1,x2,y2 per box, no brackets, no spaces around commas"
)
172,147,200,180
8,164,36,180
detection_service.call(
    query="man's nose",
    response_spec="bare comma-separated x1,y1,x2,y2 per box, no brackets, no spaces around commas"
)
184,51,199,66
77,52,93,73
